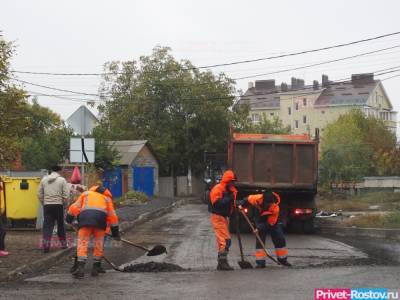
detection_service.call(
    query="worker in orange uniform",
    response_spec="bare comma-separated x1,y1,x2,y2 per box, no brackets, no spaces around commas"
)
208,170,237,271
238,191,291,268
66,185,120,278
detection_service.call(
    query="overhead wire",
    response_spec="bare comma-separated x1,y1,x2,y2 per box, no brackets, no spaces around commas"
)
12,45,400,99
10,31,400,76
23,65,400,106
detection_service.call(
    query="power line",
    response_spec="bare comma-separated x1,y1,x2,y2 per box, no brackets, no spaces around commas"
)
26,68,400,106
27,90,103,103
232,45,400,81
10,77,106,97
10,44,400,99
382,74,400,81
10,31,400,76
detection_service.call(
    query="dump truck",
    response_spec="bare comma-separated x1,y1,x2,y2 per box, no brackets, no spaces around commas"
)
227,130,319,233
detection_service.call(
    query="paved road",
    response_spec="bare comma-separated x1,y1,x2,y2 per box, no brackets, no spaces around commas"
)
1,203,399,299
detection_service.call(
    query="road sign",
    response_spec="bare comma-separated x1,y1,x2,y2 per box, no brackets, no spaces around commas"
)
70,138,95,163
66,105,98,136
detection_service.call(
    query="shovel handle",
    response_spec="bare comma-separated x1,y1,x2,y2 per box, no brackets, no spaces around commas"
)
120,237,150,252
102,255,124,272
238,207,281,266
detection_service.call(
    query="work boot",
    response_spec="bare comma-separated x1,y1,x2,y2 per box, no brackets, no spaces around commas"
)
217,253,234,271
278,257,292,267
255,260,266,269
70,256,78,273
91,261,102,277
72,261,85,279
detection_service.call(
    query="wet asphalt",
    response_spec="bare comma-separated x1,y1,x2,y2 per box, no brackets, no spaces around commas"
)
0,203,399,299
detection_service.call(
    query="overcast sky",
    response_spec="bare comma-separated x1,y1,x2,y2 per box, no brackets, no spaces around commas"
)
1,0,400,131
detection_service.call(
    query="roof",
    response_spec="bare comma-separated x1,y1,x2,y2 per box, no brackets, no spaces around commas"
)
239,86,281,109
109,140,155,165
314,80,378,107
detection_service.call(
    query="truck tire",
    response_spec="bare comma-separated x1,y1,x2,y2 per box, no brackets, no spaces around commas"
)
203,190,210,204
286,220,303,234
302,219,315,234
228,215,252,234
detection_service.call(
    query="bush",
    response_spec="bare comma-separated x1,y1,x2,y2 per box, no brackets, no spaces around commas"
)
116,190,149,206
346,212,400,228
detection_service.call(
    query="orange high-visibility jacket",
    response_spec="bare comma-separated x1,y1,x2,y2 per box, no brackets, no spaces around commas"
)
247,192,281,226
68,189,118,230
209,170,238,217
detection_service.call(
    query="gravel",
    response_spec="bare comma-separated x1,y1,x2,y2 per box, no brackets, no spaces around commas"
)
123,261,185,272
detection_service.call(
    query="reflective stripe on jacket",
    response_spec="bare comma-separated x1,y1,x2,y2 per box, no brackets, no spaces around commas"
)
68,190,119,230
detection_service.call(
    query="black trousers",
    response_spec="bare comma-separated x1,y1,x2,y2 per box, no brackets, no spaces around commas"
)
0,221,5,251
42,204,66,249
255,222,287,266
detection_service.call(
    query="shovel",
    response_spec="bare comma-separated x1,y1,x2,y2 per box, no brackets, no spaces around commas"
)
235,208,253,269
238,206,281,266
102,255,124,272
119,237,167,257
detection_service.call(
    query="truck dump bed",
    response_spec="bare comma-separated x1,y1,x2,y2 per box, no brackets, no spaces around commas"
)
228,133,318,190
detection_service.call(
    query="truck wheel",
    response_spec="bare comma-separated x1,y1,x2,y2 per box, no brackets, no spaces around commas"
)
302,219,315,234
228,217,237,234
203,190,210,204
287,220,302,234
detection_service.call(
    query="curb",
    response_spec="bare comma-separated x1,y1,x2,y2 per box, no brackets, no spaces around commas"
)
0,197,194,282
119,197,191,232
318,225,400,241
0,246,73,282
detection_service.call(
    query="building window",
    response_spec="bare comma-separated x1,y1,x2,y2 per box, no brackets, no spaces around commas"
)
295,103,299,110
303,115,307,124
303,98,307,106
270,112,274,116
321,110,325,114
288,107,291,115
251,113,260,123
295,120,299,129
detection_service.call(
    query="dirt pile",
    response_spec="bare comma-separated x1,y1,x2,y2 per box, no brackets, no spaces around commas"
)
123,262,185,272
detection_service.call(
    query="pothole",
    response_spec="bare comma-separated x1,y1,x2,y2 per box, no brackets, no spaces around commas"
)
122,262,185,272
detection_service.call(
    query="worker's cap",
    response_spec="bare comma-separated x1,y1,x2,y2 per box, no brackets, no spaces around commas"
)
89,185,113,198
221,170,237,183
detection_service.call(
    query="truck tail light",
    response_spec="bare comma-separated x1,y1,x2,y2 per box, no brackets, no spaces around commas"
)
294,208,313,215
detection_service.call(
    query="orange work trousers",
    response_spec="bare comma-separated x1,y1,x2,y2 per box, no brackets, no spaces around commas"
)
77,227,105,261
210,214,231,253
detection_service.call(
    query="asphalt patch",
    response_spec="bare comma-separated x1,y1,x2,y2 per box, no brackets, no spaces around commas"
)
123,262,185,272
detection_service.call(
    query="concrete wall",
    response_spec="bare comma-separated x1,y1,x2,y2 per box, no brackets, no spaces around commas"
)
159,177,174,198
177,176,188,197
364,177,400,188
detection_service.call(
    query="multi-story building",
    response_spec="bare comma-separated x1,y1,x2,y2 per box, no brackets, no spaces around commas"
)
239,73,397,136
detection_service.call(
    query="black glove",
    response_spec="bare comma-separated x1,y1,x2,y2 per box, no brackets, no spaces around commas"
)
237,198,248,208
65,214,74,224
111,226,121,240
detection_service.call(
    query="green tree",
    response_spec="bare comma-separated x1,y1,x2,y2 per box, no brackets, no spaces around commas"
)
91,126,121,171
0,37,29,169
320,109,397,184
241,113,290,134
97,46,236,175
20,99,72,170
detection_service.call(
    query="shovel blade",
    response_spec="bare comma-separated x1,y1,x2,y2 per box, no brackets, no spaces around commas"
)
146,245,168,256
238,260,253,269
